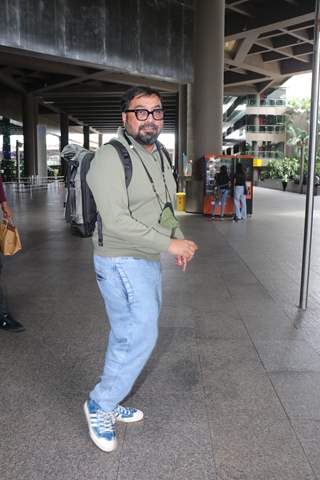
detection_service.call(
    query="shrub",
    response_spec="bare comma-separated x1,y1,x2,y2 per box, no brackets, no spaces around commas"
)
263,157,299,179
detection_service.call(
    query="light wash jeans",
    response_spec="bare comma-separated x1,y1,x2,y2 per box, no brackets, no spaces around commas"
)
234,185,247,220
90,255,162,412
213,188,229,217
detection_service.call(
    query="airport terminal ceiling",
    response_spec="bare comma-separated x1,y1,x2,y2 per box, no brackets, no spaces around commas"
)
0,0,317,134
224,0,315,95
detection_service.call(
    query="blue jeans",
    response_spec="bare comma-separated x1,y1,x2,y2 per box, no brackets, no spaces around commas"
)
234,186,247,220
213,188,229,217
90,256,162,412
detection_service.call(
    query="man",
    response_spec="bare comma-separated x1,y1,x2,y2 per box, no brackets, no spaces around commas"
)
85,86,197,452
0,176,24,332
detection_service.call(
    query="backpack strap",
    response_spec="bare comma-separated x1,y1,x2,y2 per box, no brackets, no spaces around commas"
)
96,139,133,246
68,159,79,188
156,140,173,168
108,139,132,188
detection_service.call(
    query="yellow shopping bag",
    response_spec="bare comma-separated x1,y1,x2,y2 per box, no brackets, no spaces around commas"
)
0,220,22,256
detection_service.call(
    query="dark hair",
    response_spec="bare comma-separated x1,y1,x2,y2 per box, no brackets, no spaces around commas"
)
236,162,244,175
121,86,162,112
220,165,227,174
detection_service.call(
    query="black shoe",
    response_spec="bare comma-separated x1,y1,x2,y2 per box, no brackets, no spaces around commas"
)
0,314,25,332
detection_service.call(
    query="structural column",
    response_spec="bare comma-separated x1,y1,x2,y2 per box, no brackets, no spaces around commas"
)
60,112,69,177
98,133,103,147
37,125,47,179
23,94,38,176
60,112,69,151
83,125,90,150
192,0,225,158
186,83,194,161
178,84,188,186
1,118,12,181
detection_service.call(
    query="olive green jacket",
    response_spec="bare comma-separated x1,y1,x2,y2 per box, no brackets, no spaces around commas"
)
86,127,183,260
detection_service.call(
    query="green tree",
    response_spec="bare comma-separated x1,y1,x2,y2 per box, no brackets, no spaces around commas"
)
286,98,310,192
263,157,299,179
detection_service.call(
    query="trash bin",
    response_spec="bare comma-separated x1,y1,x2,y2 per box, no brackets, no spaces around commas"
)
176,192,186,211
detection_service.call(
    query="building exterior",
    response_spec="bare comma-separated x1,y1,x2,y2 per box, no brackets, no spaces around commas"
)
223,88,287,165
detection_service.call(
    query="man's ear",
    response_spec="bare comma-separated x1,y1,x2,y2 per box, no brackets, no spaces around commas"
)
122,112,126,126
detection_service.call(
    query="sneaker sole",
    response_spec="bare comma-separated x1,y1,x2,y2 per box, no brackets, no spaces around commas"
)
83,402,117,453
115,411,144,423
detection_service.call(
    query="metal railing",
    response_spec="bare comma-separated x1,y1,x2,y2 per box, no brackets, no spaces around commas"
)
5,175,65,193
247,99,286,107
246,125,285,134
246,150,284,159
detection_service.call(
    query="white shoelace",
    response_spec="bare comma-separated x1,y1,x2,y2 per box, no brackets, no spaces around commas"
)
96,411,115,434
115,405,134,416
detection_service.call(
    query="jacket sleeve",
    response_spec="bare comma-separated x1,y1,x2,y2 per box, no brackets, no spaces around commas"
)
86,145,172,253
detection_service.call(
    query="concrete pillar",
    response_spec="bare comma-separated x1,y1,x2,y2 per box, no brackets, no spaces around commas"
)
174,93,179,168
192,0,225,158
178,84,187,184
83,125,90,150
98,133,103,146
37,125,47,179
1,118,11,181
186,83,194,160
60,112,69,177
23,94,38,176
60,112,69,151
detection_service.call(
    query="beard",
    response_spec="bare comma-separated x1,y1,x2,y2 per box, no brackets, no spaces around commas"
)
125,121,161,145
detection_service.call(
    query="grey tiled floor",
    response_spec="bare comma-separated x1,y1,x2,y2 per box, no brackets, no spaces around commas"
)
2,185,320,479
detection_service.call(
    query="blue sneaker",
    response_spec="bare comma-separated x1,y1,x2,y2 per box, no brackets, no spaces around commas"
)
83,400,117,452
113,405,144,423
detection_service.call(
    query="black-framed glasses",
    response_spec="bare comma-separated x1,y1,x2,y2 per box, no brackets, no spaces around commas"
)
125,108,164,121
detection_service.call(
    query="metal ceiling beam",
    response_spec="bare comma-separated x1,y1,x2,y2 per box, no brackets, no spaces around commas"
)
0,68,26,93
225,54,282,77
38,100,100,134
31,70,106,94
224,76,274,87
0,48,89,77
256,39,310,63
234,32,259,62
280,27,313,45
226,5,252,17
226,13,315,41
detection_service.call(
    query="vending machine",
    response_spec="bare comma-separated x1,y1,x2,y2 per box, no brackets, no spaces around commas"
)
202,154,254,217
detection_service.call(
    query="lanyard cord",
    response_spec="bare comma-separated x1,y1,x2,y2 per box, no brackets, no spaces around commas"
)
123,131,173,209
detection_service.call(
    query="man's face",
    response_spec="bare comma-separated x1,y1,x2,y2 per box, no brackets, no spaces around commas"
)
122,94,163,146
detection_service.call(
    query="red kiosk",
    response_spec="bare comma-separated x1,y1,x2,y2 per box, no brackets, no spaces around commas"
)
202,154,254,217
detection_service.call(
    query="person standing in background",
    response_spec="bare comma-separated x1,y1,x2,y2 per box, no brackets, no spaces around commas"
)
282,173,288,192
212,165,230,220
0,176,24,332
233,163,247,222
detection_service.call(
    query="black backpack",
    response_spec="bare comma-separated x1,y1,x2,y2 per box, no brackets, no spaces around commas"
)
62,139,172,244
63,139,132,240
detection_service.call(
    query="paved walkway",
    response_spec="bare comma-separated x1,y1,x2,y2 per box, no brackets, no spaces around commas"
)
2,185,320,480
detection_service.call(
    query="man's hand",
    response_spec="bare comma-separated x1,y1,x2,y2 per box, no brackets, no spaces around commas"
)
1,202,13,220
176,255,188,272
168,239,197,261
